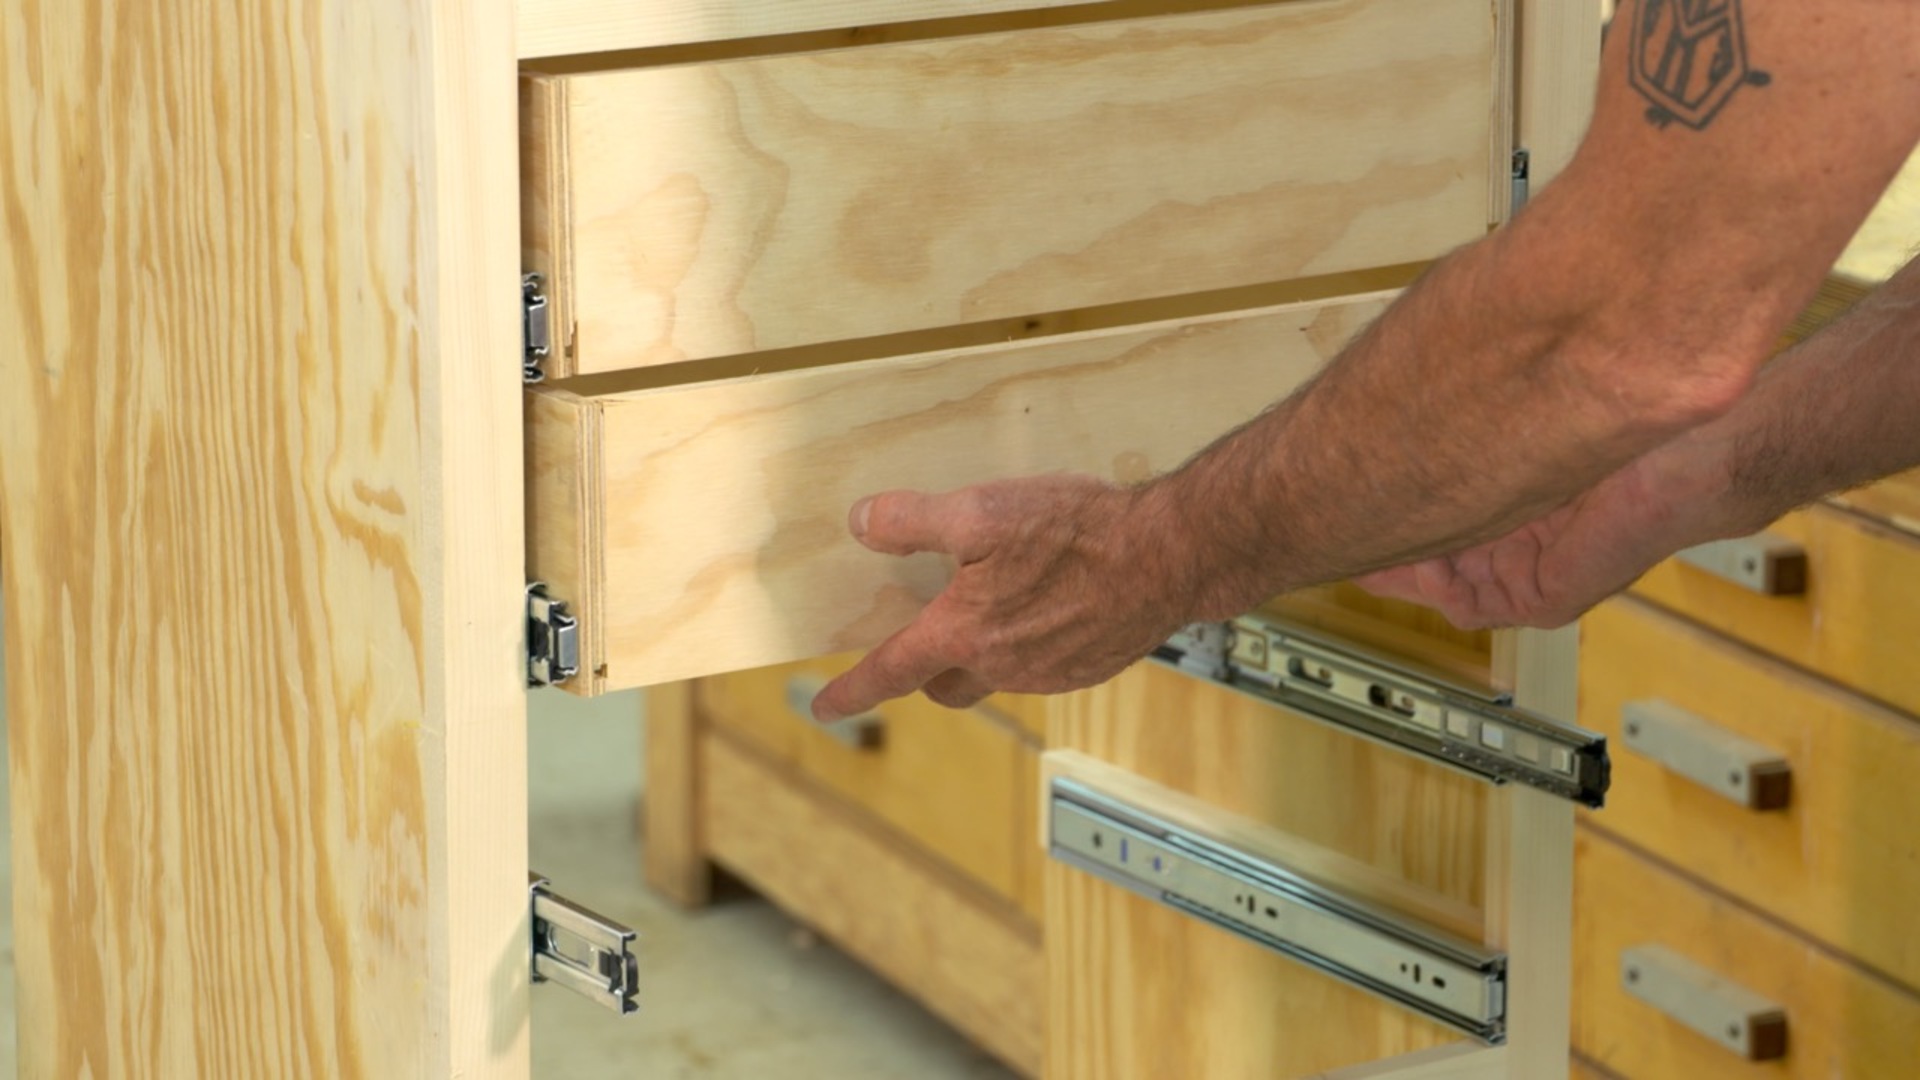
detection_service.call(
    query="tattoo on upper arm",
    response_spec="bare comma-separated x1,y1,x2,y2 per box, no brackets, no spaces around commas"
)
1628,0,1772,130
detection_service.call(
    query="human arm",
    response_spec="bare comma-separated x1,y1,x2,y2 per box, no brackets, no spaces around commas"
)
1360,252,1920,629
813,0,1920,721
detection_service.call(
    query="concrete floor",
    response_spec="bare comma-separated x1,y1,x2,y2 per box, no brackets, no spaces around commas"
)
0,599,1012,1079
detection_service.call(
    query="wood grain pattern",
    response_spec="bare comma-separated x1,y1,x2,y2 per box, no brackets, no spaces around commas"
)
1043,662,1489,1079
0,2,528,1077
703,731,1044,1076
524,0,1493,375
528,294,1390,692
517,0,1109,56
1573,827,1920,1080
1580,598,1920,992
1630,504,1920,717
696,654,1043,917
641,681,713,908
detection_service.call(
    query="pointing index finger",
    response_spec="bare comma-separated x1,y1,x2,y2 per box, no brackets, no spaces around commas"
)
811,617,956,723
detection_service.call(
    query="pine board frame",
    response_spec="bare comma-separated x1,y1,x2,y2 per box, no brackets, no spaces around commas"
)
1,2,529,1077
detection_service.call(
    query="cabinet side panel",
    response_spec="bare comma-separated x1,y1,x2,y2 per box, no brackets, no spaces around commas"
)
0,3,528,1077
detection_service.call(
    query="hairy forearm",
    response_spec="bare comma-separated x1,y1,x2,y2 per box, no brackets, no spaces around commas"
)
1690,259,1920,537
1146,209,1775,616
1140,0,1920,619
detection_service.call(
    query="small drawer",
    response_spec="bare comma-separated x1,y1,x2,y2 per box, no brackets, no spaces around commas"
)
1630,504,1920,716
696,653,1043,920
1579,597,1920,991
1573,828,1920,1079
525,294,1384,693
518,0,1497,378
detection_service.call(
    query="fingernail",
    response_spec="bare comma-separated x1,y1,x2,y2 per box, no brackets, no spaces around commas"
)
811,698,841,724
850,497,873,539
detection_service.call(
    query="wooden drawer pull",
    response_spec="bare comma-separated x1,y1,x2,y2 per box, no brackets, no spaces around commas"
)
1674,533,1807,596
1621,700,1791,810
1621,944,1788,1061
784,675,885,751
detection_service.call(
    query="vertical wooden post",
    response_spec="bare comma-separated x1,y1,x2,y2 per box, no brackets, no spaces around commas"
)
0,2,528,1076
643,682,714,908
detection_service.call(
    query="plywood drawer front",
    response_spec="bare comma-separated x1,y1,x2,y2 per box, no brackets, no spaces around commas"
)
1580,598,1920,991
696,655,1042,919
521,0,1495,376
517,0,1099,57
1630,505,1920,715
526,294,1384,693
1573,828,1920,1079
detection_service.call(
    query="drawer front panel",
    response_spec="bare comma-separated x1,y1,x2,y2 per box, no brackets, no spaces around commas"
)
522,0,1494,376
517,0,1098,57
527,294,1385,693
1630,505,1920,716
1573,828,1920,1079
1580,598,1920,990
696,655,1043,919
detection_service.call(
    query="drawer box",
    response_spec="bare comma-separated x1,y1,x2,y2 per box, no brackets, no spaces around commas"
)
1573,828,1920,1079
525,293,1386,693
518,0,1496,377
1580,597,1920,991
696,654,1044,920
1631,504,1920,716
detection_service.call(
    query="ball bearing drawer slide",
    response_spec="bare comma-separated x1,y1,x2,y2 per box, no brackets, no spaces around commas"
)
1155,615,1610,807
1050,777,1508,1043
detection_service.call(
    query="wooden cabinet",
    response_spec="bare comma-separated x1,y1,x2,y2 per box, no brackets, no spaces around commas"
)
1567,293,1920,1075
0,1,1596,1077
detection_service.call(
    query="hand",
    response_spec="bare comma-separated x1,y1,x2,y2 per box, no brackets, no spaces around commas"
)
1356,446,1726,629
811,475,1198,722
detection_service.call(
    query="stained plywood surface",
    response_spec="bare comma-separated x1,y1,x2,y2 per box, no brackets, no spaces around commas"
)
1573,828,1920,1079
530,294,1388,692
525,0,1492,374
1581,598,1920,992
1630,504,1920,718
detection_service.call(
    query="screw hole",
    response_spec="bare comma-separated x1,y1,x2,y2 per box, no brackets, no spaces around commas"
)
1730,771,1744,786
1727,1024,1742,1039
1626,968,1640,984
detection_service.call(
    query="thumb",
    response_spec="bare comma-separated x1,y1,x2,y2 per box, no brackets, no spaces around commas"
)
850,489,994,561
